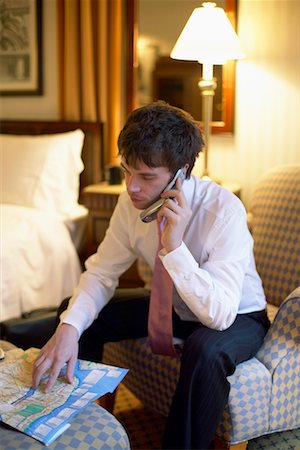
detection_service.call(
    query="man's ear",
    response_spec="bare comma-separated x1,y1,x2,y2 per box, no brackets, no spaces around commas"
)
183,163,189,177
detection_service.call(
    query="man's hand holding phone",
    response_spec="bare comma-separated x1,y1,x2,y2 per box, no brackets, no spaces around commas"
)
158,176,192,253
140,168,186,223
139,166,191,252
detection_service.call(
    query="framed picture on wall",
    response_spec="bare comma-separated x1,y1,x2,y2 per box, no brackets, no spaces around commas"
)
0,0,42,96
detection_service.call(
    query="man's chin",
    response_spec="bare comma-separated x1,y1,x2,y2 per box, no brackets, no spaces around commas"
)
130,197,149,210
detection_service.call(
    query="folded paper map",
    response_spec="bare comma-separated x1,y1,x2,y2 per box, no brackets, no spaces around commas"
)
0,347,128,446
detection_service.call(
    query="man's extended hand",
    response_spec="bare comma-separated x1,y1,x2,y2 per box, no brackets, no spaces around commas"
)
158,178,192,252
32,323,79,393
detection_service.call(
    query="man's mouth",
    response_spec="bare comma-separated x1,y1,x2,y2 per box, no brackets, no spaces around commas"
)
129,195,143,202
129,195,154,210
129,195,146,206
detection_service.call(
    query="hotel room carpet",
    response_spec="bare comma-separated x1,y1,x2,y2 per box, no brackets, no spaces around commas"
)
112,383,300,450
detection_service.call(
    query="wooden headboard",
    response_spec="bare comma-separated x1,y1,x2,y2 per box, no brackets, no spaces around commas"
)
0,120,103,190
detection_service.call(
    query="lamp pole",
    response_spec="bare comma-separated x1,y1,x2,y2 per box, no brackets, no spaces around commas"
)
198,62,217,178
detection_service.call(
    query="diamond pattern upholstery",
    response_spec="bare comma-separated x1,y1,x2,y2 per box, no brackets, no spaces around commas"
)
270,346,300,431
215,288,300,443
216,358,271,442
104,337,179,417
249,164,300,306
103,164,300,446
0,402,130,449
257,295,300,373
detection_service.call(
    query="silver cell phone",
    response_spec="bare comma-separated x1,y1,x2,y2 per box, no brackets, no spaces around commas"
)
140,168,186,223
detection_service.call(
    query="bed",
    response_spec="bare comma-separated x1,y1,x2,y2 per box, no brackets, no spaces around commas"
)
0,121,102,323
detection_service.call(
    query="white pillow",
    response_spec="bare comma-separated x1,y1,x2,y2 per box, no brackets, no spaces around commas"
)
0,129,85,218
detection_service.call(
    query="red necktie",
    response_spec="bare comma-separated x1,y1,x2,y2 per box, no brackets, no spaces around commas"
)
148,219,178,357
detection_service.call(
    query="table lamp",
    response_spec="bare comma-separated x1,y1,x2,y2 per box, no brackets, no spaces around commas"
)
170,2,244,178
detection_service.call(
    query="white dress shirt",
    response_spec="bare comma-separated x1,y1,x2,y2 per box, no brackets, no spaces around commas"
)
61,176,266,337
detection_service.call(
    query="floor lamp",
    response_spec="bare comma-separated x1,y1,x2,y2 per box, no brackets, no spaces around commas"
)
170,2,244,179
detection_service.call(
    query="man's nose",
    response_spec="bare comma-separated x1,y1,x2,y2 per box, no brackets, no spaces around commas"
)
126,176,141,193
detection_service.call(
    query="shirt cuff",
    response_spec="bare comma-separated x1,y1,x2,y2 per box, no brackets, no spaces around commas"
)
59,304,93,338
159,242,199,277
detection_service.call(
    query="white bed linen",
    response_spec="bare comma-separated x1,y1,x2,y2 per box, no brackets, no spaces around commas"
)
1,205,82,321
63,204,88,253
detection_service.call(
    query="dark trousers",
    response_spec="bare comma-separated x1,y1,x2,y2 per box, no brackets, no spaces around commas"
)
57,288,270,450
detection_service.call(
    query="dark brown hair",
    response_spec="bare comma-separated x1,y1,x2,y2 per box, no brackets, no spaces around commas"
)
118,101,204,178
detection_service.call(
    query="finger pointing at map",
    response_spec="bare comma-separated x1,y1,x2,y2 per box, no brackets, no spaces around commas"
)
32,323,79,392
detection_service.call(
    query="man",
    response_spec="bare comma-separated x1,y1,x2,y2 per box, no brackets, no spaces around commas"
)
32,101,269,449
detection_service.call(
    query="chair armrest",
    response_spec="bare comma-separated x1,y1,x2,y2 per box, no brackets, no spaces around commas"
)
256,288,300,374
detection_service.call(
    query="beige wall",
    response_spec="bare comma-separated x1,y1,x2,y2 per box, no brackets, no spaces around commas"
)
1,0,299,207
193,0,300,206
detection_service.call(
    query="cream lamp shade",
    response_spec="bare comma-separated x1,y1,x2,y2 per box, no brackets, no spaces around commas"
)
170,2,244,65
170,2,244,178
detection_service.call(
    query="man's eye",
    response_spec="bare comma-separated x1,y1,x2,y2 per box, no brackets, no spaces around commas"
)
142,176,156,181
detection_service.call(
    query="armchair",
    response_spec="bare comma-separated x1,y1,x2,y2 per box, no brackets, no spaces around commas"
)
103,164,300,449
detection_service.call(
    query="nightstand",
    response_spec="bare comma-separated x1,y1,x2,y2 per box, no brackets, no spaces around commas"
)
82,182,126,253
